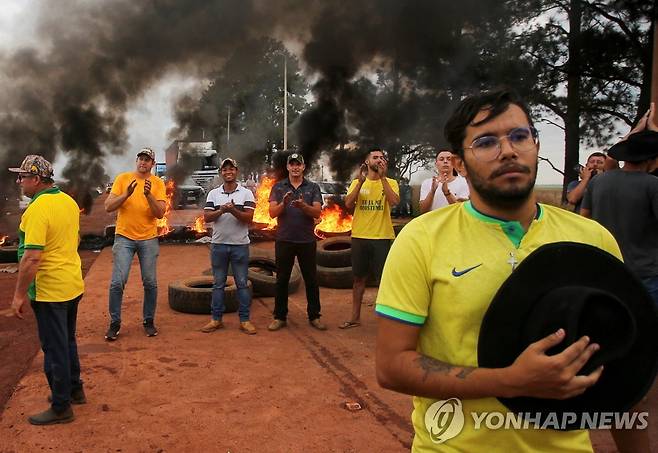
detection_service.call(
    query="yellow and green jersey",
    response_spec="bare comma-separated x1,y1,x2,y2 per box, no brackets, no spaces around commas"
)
348,177,399,240
18,187,84,302
376,201,621,452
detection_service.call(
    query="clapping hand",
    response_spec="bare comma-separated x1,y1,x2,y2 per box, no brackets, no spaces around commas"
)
143,179,152,196
282,191,294,206
126,180,138,197
291,195,305,209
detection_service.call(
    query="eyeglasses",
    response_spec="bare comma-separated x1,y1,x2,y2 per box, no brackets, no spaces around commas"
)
17,174,37,182
464,126,539,162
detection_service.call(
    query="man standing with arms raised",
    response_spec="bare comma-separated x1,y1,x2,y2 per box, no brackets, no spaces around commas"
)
104,147,166,340
268,153,327,331
340,148,399,329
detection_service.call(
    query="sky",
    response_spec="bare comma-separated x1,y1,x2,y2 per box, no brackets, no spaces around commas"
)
0,0,609,187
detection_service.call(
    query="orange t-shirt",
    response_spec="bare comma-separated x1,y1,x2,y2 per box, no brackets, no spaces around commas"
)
111,172,166,240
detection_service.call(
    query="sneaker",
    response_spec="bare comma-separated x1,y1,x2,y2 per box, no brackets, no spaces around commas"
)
309,318,327,331
48,387,86,405
200,319,224,333
143,319,158,337
239,321,257,335
28,407,75,425
267,319,287,331
104,322,120,341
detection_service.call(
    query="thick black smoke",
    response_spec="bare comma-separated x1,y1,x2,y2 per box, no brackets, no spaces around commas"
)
0,0,508,213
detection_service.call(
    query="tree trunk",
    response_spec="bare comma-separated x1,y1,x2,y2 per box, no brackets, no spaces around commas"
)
562,0,582,202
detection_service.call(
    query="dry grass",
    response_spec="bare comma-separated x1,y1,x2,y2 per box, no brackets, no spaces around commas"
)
534,187,568,208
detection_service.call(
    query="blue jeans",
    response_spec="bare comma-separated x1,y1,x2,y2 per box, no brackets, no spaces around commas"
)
642,275,658,309
210,243,251,322
109,235,159,323
32,295,83,414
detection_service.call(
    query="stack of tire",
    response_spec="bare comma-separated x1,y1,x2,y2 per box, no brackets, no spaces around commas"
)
0,245,18,264
316,236,355,289
168,248,301,315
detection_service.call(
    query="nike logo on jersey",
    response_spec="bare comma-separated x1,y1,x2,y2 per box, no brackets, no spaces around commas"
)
451,264,482,277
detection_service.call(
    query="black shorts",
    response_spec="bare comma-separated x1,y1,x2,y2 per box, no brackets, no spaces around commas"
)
351,238,392,281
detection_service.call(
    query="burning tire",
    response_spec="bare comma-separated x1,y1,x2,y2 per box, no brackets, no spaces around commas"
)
200,254,302,297
316,265,353,289
316,237,352,268
0,246,18,263
168,276,252,315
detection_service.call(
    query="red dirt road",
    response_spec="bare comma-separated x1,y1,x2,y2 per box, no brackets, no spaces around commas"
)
0,245,414,452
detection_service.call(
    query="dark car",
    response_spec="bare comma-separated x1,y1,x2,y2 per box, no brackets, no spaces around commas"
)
175,177,206,208
316,181,348,207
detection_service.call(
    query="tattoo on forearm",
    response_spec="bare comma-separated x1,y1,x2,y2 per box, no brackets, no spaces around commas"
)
416,355,475,382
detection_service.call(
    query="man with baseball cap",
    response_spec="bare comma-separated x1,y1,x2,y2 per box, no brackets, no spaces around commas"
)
200,157,257,334
582,103,658,307
7,155,86,425
104,147,166,340
268,152,327,331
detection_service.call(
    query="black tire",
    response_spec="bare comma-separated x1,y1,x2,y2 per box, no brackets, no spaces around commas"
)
316,236,352,268
168,276,252,314
0,246,18,263
201,254,301,297
317,265,354,289
248,254,301,297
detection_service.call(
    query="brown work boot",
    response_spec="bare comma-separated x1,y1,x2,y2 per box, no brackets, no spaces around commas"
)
309,318,327,331
200,319,224,333
239,321,257,335
267,319,287,331
28,407,75,425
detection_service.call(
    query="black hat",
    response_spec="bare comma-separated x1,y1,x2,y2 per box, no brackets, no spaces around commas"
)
287,153,304,164
478,242,658,430
607,130,658,162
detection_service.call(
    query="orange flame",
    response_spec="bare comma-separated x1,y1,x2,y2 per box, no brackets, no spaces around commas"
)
190,215,207,233
157,180,176,236
0,235,7,246
314,204,353,239
252,176,277,229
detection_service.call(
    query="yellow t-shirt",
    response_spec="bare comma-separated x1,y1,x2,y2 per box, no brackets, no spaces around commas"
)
18,188,84,302
111,172,166,240
376,202,622,453
348,177,399,239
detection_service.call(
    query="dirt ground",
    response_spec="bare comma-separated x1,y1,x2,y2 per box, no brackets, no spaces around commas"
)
0,192,655,452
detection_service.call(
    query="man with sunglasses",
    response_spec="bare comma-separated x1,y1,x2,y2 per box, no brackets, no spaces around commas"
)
7,155,85,425
375,89,644,451
341,148,399,329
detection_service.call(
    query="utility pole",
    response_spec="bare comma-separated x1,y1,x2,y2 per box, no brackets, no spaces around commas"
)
283,55,288,151
227,106,231,145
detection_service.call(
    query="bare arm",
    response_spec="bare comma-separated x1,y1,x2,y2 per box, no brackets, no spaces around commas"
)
381,177,400,206
611,401,651,453
291,199,322,219
269,191,293,218
228,206,255,223
105,179,137,213
566,167,592,205
580,208,591,218
376,317,603,401
146,195,166,219
204,207,224,223
345,181,363,210
419,179,438,214
9,249,43,319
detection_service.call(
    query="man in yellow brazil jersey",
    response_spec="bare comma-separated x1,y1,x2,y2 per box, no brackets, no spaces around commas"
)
104,147,165,341
8,155,85,425
375,89,650,452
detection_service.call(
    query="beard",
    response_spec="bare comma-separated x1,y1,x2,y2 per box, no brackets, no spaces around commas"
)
368,163,380,172
465,160,537,209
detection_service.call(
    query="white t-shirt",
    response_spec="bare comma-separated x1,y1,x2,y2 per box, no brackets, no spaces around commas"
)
419,175,470,211
204,184,256,245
